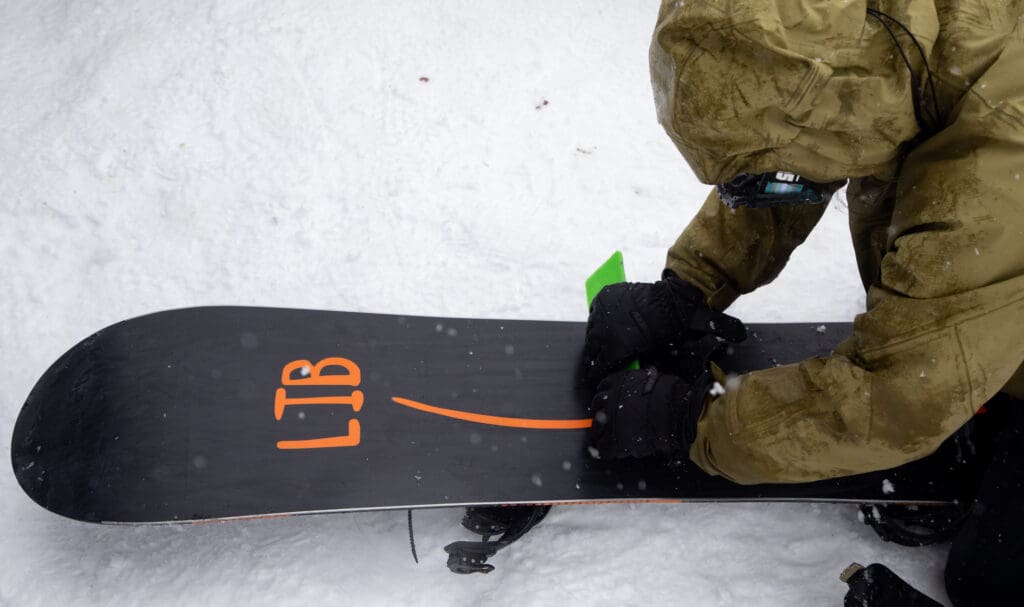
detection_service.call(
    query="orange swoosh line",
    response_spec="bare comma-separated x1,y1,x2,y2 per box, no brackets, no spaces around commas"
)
391,397,593,430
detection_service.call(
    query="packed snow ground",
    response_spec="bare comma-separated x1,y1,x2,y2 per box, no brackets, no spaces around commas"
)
1,1,952,605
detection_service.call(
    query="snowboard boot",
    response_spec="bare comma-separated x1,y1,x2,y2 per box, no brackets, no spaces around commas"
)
841,563,943,607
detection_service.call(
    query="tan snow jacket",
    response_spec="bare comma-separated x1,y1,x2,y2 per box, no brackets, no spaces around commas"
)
651,0,1024,483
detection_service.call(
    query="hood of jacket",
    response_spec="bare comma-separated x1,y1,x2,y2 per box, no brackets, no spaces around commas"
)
651,0,940,184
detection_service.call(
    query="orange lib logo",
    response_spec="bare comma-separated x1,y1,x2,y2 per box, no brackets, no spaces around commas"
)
274,357,363,450
275,356,594,450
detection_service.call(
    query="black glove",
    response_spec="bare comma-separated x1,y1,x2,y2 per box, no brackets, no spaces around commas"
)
581,271,746,386
588,367,712,460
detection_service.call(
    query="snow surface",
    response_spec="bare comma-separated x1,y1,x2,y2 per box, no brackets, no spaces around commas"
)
1,1,951,605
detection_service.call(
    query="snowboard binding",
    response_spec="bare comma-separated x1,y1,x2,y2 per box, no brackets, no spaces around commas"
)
444,505,551,574
859,502,972,547
859,408,991,547
841,562,944,607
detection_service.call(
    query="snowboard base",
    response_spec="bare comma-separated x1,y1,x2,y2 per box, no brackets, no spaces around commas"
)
12,308,974,525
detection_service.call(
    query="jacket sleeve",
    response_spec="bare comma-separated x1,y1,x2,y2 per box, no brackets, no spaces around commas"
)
688,32,1024,484
666,188,829,311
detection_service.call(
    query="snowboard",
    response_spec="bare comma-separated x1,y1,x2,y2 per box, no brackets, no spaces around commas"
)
12,306,969,525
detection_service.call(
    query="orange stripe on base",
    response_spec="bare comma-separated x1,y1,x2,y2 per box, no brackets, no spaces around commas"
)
391,397,593,430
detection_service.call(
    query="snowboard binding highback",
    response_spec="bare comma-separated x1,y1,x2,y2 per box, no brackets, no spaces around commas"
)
444,505,551,574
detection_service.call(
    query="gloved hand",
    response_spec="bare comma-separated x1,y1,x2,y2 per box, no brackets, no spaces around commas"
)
588,367,713,460
581,271,746,386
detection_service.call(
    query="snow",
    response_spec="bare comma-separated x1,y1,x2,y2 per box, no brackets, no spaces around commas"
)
0,1,950,605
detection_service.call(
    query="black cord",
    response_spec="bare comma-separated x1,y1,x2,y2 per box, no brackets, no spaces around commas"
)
866,8,942,134
407,509,419,564
868,9,942,126
867,10,927,129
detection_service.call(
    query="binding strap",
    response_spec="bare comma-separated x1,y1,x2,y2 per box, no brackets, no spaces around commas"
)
444,505,551,574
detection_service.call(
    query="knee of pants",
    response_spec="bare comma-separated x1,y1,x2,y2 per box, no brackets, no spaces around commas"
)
944,414,1024,607
945,549,1024,607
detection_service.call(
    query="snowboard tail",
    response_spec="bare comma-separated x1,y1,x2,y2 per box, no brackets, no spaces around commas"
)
12,307,969,524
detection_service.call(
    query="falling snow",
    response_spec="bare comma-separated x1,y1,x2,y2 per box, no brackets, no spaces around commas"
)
2,1,944,606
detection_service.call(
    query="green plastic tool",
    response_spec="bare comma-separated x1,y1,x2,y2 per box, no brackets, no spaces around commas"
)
585,251,640,370
585,251,626,307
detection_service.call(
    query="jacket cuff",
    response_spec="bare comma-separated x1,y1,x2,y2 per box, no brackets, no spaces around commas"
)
664,261,741,311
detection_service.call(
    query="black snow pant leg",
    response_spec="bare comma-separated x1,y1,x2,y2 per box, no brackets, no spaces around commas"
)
945,396,1024,607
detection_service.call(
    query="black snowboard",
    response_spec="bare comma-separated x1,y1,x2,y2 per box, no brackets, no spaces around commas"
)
12,307,967,524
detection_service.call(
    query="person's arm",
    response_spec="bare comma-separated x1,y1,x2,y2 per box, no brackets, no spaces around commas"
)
689,39,1024,483
666,188,830,311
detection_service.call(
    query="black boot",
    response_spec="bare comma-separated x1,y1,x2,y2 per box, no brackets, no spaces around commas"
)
841,563,943,607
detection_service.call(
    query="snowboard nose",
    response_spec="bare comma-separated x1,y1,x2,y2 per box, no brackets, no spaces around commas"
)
13,332,112,522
